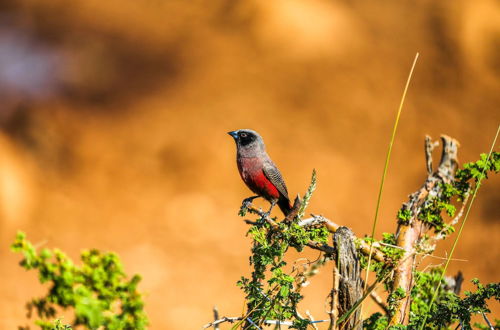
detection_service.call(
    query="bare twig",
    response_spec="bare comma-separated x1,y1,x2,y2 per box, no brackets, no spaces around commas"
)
212,306,220,330
370,290,389,315
245,205,279,229
375,242,467,261
306,310,319,330
203,316,333,329
327,264,339,330
425,135,439,175
482,312,494,330
202,316,242,328
306,241,336,255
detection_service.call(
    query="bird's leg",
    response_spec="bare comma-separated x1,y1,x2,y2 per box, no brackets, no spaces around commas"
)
263,200,277,218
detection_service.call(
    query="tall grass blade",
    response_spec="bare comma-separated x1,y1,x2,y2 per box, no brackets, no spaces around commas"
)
362,53,419,308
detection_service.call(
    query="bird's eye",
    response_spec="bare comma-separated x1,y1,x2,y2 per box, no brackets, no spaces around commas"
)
240,132,247,138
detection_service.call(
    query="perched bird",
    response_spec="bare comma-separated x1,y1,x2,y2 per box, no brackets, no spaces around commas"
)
228,129,292,216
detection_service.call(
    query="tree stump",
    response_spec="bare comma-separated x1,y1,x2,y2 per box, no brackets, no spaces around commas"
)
335,226,363,330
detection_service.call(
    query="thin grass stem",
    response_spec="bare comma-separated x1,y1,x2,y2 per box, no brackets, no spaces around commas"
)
361,53,419,311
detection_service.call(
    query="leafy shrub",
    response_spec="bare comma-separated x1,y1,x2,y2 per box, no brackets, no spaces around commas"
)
12,232,148,330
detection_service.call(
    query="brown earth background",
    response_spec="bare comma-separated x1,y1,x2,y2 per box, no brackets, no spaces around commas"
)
0,0,499,328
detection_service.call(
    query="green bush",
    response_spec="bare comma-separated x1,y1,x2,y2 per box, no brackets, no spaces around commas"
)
12,232,148,330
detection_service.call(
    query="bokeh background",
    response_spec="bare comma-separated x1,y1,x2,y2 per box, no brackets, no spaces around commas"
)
0,0,499,328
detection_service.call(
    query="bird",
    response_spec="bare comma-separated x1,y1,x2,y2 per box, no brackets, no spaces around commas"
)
228,129,292,216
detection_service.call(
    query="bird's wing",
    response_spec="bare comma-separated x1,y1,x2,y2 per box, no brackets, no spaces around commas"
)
263,161,289,199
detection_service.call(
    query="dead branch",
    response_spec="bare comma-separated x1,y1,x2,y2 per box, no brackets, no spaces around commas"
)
212,307,220,330
306,310,319,330
202,316,242,328
335,227,363,330
370,290,389,315
389,135,459,325
327,263,339,330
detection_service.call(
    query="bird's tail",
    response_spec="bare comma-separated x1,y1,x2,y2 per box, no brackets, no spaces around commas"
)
278,197,292,216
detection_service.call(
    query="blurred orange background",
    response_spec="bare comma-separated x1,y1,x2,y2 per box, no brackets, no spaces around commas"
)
0,0,499,328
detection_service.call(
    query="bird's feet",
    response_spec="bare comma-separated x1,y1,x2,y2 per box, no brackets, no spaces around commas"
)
261,201,276,219
239,196,259,216
261,210,271,219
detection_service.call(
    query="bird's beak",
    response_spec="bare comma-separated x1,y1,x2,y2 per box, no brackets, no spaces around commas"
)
228,131,239,139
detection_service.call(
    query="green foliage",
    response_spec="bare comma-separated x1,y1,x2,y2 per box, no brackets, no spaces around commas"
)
387,287,406,316
456,152,500,187
399,152,500,236
359,233,403,291
365,278,500,330
421,280,500,329
407,268,458,328
11,232,148,330
363,312,388,329
37,319,72,330
396,209,412,224
379,233,404,266
237,171,328,329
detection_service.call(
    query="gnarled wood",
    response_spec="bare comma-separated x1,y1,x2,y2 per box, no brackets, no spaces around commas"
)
389,136,459,325
335,227,363,330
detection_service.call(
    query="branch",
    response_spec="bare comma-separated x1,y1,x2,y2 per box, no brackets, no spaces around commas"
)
300,215,386,263
306,241,336,254
203,316,331,328
202,316,242,328
212,307,220,330
335,227,363,330
389,135,459,325
370,290,389,315
244,206,386,263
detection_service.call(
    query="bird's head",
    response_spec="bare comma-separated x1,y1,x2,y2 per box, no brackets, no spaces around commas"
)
228,129,265,155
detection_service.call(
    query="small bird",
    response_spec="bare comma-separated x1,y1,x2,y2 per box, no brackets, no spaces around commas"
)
228,129,292,216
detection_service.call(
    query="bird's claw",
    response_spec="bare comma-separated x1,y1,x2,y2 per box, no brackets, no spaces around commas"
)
242,197,255,208
239,196,258,216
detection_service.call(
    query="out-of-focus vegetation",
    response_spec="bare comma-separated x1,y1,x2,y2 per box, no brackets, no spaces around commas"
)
12,232,148,330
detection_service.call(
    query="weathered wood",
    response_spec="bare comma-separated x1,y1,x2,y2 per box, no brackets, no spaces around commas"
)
389,135,459,325
334,226,363,330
